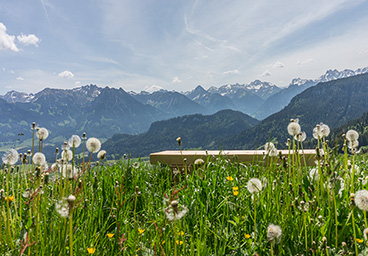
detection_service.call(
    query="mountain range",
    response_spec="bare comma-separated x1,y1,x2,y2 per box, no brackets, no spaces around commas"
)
102,72,368,157
1,67,368,160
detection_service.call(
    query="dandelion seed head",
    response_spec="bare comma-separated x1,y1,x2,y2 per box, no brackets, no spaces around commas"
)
55,198,69,218
86,137,101,153
267,223,282,243
165,200,188,221
264,142,278,156
320,123,330,137
287,121,301,136
294,131,307,142
346,130,359,142
97,150,106,159
61,149,73,162
36,127,49,140
60,164,78,179
2,149,19,165
32,152,46,166
355,190,368,211
68,135,81,148
247,178,262,194
194,158,205,166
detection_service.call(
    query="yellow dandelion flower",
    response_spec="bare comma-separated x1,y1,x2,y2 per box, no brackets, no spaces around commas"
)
233,186,239,191
138,229,145,234
178,231,184,236
162,240,165,244
356,238,363,243
107,233,114,238
4,196,15,202
226,176,234,181
244,234,251,239
233,190,239,196
87,248,96,254
136,248,141,251
176,240,183,245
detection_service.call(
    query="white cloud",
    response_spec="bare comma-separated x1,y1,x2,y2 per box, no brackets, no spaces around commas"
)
16,76,24,81
1,67,5,72
223,69,240,75
0,23,19,52
17,34,40,47
8,70,14,74
58,70,74,79
261,70,271,77
273,61,285,68
143,84,163,93
75,81,81,86
172,76,182,83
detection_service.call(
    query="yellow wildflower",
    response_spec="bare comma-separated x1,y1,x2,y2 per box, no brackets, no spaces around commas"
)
162,240,165,244
244,234,251,239
4,196,15,202
233,190,239,196
356,238,363,243
226,176,234,181
138,229,145,234
233,186,239,191
176,240,183,245
87,248,96,254
178,231,184,236
107,233,114,238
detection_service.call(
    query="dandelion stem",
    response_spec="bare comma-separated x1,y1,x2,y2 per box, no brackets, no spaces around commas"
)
351,208,358,256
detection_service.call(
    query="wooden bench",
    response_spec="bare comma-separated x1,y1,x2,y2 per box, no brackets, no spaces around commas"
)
150,149,317,168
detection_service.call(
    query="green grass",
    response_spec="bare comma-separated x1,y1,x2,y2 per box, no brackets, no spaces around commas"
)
1,128,368,255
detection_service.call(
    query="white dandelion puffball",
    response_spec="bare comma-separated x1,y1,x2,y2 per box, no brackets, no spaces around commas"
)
320,123,330,137
313,125,321,139
264,142,276,152
55,198,70,218
36,127,49,140
294,131,307,142
287,121,301,136
348,140,359,150
68,135,81,148
2,149,19,165
61,149,73,162
309,168,319,181
97,150,106,159
355,190,368,211
346,130,359,142
86,137,101,153
165,200,188,221
60,164,79,179
247,178,262,194
267,224,282,243
33,152,46,166
194,158,205,165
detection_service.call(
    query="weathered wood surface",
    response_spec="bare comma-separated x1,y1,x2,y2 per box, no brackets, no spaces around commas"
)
150,149,317,167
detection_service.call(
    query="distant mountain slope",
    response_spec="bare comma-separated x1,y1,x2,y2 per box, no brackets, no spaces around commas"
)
130,89,208,117
103,109,259,158
80,87,163,137
328,112,368,148
254,68,368,119
185,85,236,114
222,73,368,150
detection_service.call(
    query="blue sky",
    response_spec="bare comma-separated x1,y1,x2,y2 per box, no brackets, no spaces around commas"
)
1,0,368,95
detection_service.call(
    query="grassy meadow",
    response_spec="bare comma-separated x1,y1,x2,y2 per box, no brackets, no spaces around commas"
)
1,121,368,255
